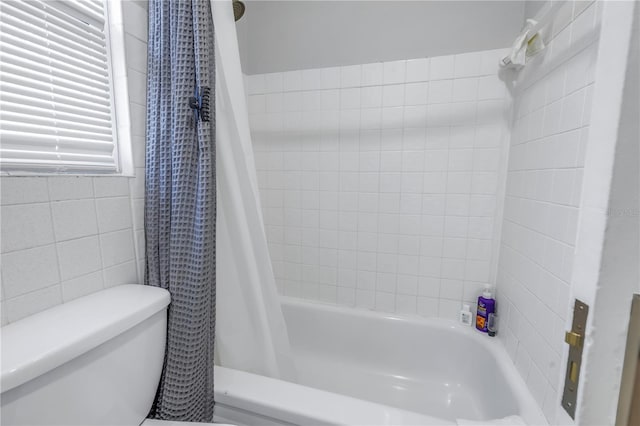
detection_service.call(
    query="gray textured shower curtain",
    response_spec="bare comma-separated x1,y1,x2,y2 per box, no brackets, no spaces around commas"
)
144,0,216,421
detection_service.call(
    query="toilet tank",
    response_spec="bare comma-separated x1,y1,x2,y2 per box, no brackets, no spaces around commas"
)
1,285,171,426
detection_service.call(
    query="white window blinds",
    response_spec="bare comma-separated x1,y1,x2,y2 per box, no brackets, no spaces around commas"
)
0,0,120,174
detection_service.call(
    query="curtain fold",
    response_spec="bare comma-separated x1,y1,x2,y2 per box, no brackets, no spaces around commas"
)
211,0,297,382
145,0,216,421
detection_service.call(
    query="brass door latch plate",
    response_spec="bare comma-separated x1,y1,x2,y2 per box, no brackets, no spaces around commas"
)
562,299,589,419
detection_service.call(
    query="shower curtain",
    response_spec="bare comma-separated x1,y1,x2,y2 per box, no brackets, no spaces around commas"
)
211,0,296,382
145,0,216,421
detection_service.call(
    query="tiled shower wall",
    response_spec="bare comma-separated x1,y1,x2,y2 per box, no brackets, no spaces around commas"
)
248,48,511,319
0,1,148,325
496,1,602,421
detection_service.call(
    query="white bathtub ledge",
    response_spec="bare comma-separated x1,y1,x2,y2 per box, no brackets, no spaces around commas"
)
214,366,454,426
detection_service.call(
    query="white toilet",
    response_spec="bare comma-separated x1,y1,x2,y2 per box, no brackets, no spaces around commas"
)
1,284,226,426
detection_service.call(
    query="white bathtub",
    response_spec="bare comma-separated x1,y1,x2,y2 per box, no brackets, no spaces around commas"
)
214,297,547,425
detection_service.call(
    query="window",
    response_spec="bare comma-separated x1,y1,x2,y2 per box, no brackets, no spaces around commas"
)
0,0,131,175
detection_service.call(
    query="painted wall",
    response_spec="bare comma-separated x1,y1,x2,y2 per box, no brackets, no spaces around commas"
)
495,1,603,422
237,1,525,74
573,2,639,424
524,0,546,21
0,1,148,324
247,48,512,320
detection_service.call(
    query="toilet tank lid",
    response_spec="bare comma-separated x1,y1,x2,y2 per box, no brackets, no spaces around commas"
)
1,284,170,393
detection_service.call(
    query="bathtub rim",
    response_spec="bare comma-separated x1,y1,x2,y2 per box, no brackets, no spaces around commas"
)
279,295,548,425
214,365,455,426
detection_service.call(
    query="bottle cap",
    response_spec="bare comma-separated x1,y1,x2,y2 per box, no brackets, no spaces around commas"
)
483,287,493,298
462,304,471,311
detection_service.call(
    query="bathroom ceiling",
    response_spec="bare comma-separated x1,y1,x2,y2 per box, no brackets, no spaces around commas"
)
237,1,526,74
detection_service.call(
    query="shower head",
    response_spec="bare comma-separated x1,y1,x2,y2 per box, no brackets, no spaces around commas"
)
233,0,245,21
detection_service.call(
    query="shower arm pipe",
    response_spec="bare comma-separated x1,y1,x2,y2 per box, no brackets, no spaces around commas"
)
500,0,565,67
233,0,245,21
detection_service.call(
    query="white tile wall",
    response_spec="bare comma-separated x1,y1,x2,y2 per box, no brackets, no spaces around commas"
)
496,1,602,422
0,1,148,324
247,48,512,320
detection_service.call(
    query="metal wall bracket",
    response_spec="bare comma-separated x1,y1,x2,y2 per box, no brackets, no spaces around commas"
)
562,299,589,419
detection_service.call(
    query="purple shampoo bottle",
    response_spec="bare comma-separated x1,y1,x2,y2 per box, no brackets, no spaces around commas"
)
475,287,495,333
